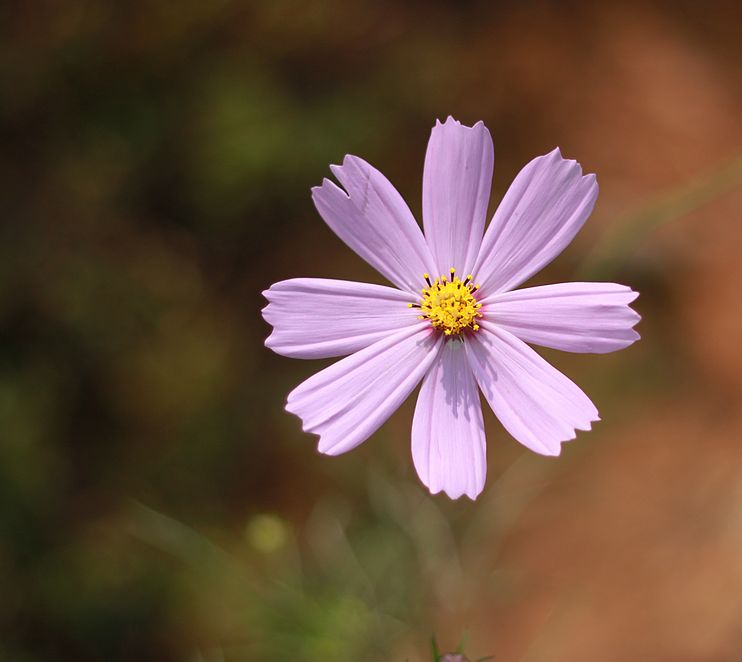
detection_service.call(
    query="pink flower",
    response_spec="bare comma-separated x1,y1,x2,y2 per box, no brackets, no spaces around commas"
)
262,117,640,500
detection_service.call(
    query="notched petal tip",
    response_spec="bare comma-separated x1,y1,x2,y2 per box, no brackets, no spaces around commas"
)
263,332,277,350
531,147,580,176
617,328,641,348
539,146,565,164
461,485,484,501
284,394,316,432
260,295,279,327
317,438,346,456
327,163,343,180
529,431,573,456
311,176,344,197
438,488,470,501
622,289,642,338
435,115,489,134
284,398,337,455
540,444,562,458
541,418,599,456
425,483,483,501
582,173,599,193
334,153,364,172
327,155,371,194
544,147,599,182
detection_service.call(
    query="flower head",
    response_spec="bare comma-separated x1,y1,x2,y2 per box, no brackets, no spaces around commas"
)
262,117,640,500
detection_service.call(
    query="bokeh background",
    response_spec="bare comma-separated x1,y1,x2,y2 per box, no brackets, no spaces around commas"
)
2,1,742,660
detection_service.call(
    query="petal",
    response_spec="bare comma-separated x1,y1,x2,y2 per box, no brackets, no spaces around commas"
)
286,324,442,456
311,155,437,294
422,117,494,275
411,340,487,500
465,322,599,456
483,282,641,354
262,278,419,359
472,148,598,295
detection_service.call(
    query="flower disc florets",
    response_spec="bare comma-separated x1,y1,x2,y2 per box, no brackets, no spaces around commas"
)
411,268,483,336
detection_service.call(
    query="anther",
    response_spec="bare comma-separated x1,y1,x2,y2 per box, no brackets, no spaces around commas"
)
416,270,482,336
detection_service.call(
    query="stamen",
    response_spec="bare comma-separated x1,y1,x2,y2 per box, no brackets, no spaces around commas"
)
413,271,483,336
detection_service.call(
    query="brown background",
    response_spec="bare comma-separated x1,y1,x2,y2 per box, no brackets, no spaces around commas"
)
1,1,741,660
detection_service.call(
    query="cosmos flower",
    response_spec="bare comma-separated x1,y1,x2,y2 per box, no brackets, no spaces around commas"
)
262,117,639,500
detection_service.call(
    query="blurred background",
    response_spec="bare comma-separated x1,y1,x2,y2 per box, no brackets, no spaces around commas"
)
1,1,742,660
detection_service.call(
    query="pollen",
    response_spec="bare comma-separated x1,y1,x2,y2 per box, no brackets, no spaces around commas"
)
414,269,483,336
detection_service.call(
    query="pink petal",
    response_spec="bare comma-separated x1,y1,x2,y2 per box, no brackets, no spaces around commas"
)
422,117,494,276
483,282,641,354
312,155,437,295
286,325,442,456
262,278,419,359
465,322,599,456
412,340,486,500
472,148,598,295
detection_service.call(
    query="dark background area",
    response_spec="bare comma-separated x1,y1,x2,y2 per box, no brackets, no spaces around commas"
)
1,1,742,660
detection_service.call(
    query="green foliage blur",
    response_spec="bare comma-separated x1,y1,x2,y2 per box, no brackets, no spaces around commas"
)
2,1,742,661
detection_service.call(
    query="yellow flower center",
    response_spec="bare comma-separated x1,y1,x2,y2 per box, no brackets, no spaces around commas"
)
410,269,483,336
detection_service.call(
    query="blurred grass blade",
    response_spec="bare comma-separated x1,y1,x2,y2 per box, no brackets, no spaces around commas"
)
125,500,247,579
580,151,742,278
